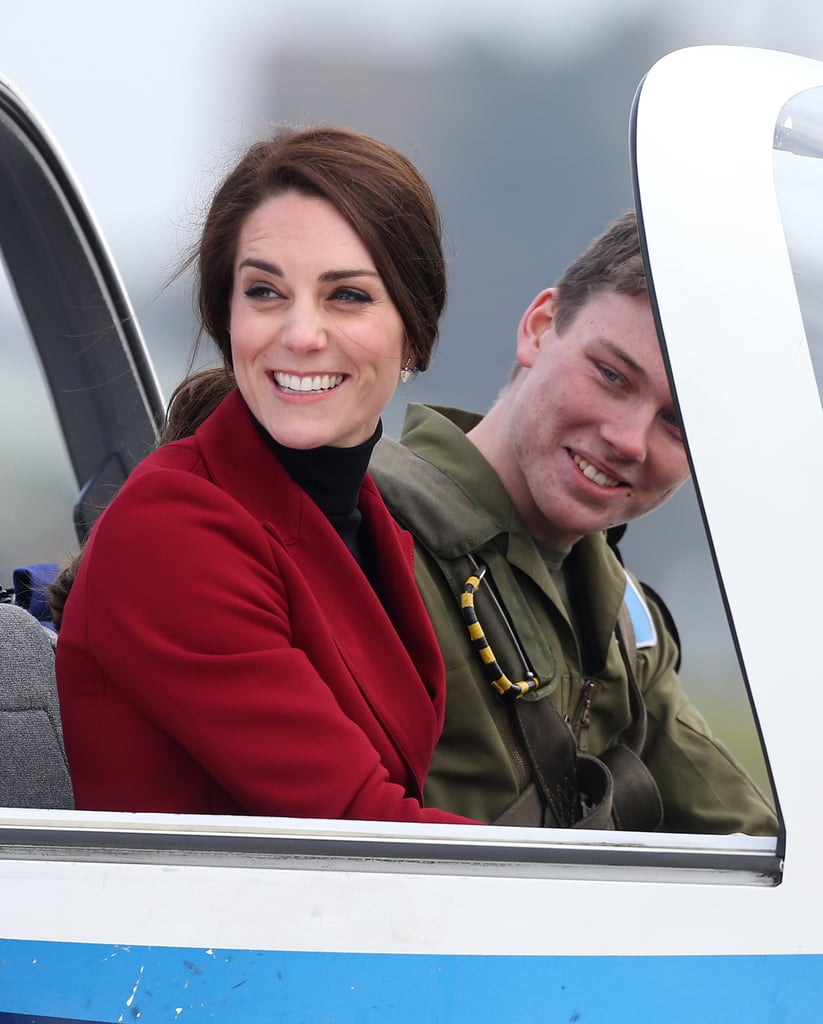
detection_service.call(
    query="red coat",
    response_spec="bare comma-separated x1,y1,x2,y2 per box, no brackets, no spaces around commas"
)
56,390,474,824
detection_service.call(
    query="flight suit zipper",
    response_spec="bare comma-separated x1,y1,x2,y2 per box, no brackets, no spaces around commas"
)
569,678,597,751
501,697,531,788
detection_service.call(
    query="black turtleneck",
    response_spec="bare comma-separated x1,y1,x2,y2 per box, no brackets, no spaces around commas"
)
258,420,383,580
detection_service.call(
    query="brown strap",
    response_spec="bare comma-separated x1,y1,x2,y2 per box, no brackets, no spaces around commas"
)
512,696,580,827
493,756,617,830
598,745,662,831
607,601,664,830
614,602,646,754
574,754,616,830
489,577,663,831
493,782,544,826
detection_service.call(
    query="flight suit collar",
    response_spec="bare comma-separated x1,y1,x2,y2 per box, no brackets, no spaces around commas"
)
397,402,628,673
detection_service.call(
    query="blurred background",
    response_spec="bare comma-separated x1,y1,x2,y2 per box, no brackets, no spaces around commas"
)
4,0,822,789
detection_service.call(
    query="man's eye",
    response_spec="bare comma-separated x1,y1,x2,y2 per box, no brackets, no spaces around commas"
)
599,364,622,385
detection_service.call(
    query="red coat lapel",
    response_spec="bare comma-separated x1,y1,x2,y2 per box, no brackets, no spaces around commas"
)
189,390,445,794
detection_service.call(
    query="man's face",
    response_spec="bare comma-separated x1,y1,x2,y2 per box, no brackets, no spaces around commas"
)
498,288,690,550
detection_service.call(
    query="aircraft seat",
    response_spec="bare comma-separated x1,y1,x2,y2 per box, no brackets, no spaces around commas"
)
0,602,74,808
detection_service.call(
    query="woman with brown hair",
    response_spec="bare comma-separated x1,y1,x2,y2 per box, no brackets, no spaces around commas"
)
55,126,476,825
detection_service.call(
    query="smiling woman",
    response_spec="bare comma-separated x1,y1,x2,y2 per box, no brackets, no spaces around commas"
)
229,192,407,450
53,126,477,825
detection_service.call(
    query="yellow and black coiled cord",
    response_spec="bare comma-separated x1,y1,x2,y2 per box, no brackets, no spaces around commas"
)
461,564,540,700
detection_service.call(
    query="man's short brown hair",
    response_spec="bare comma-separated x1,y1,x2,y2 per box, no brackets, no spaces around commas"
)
552,210,647,334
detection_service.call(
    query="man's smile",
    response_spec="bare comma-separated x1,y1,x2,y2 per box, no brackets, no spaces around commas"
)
571,451,623,489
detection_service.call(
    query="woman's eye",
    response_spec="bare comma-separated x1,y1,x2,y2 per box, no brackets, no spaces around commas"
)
244,284,280,300
331,286,372,304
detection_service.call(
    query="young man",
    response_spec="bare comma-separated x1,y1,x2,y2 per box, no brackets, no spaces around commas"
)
371,212,777,834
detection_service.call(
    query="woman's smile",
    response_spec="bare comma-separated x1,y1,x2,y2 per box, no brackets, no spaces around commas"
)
271,371,346,394
229,191,407,450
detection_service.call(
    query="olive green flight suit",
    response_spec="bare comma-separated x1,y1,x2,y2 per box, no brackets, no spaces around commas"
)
371,404,777,835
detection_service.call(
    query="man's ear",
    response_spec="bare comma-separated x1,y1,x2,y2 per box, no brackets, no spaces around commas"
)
515,288,558,369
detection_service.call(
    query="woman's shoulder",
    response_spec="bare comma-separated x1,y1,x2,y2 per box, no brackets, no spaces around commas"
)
110,440,257,528
128,387,252,490
131,435,209,479
82,444,277,588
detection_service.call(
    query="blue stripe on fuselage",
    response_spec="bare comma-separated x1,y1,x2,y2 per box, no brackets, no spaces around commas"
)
0,940,818,1023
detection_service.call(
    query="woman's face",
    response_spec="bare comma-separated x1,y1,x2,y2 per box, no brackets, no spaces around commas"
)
228,191,407,449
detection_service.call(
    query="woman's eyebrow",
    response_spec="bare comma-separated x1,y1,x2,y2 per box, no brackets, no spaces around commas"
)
319,268,381,283
237,259,379,284
238,257,282,276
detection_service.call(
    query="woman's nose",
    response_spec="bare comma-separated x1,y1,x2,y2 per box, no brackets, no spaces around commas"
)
281,300,327,353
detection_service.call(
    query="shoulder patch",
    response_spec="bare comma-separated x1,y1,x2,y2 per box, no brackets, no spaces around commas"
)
623,571,657,649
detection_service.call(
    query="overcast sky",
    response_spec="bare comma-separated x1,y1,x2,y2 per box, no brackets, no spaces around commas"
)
3,0,823,276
